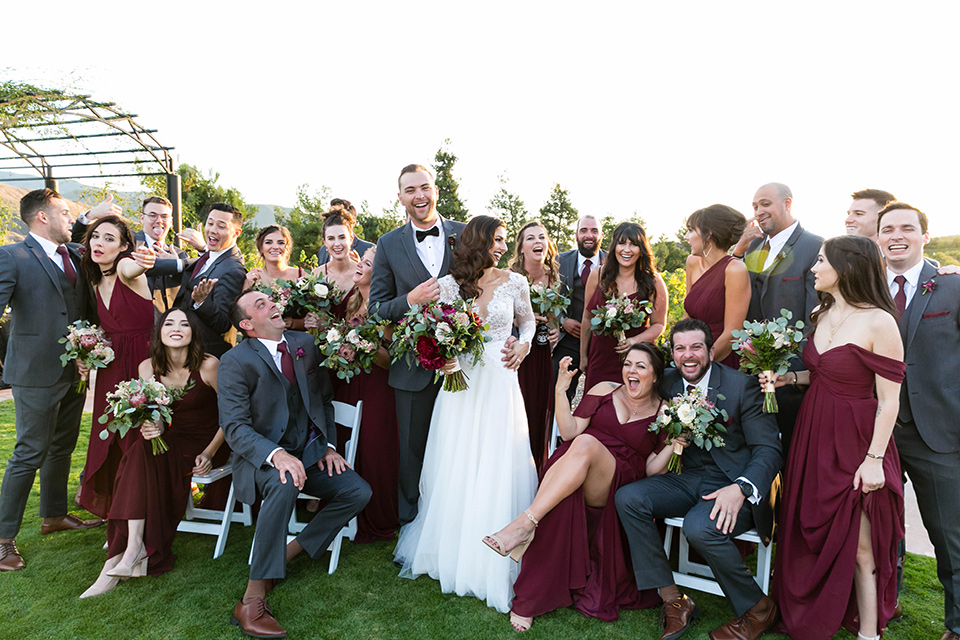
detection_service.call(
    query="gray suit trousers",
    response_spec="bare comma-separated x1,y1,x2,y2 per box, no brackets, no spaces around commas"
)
897,420,960,633
615,467,763,617
394,381,442,526
249,463,370,581
0,370,85,538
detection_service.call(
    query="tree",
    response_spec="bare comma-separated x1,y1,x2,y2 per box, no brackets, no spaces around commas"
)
273,184,332,267
432,139,468,222
486,174,529,265
652,226,691,273
357,200,403,245
539,184,579,252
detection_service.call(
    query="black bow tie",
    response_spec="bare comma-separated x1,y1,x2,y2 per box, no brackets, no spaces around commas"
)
416,227,440,242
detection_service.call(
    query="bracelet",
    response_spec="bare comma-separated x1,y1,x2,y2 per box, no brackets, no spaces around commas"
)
790,372,798,386
865,452,884,460
732,253,744,260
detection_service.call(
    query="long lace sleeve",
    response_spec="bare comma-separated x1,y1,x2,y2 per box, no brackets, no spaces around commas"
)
437,275,459,305
511,272,536,345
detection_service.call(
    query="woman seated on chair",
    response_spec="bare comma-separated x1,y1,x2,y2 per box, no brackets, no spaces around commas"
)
82,308,227,598
483,343,680,631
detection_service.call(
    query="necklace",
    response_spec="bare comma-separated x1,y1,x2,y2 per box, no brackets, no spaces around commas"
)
828,306,859,343
622,393,652,416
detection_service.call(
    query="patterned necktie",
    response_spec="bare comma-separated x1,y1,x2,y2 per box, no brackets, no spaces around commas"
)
581,259,592,283
894,275,907,316
276,341,297,387
190,252,210,280
55,245,77,287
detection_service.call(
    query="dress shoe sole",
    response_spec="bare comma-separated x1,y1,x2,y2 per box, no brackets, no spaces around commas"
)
230,616,287,639
663,605,700,640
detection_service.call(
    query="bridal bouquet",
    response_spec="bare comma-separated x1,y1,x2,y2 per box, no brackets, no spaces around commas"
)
731,309,805,413
270,272,342,318
59,320,115,392
590,294,653,344
650,386,729,473
391,299,489,392
530,281,570,347
98,377,194,455
320,316,389,382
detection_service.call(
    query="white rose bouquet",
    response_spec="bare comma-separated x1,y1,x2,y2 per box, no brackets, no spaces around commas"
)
59,320,115,392
731,308,805,413
589,294,653,344
649,386,729,473
98,377,194,455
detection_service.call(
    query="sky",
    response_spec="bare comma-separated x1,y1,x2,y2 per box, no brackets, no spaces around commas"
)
2,1,959,241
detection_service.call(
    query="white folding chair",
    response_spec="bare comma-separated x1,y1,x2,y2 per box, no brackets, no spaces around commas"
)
661,517,772,596
548,416,561,457
248,400,363,574
177,461,252,559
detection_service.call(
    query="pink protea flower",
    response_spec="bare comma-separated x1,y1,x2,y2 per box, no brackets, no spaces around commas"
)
79,333,99,349
128,392,147,408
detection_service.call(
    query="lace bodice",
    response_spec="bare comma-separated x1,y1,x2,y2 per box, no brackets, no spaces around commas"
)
438,271,535,347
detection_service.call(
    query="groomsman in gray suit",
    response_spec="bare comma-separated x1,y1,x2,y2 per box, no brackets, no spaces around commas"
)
369,164,466,525
220,290,370,638
732,183,822,454
0,189,103,572
553,215,606,400
879,203,960,640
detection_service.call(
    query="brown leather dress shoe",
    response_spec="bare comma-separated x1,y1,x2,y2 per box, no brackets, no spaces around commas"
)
0,541,25,571
230,598,287,639
710,595,779,640
40,513,105,535
940,631,960,640
660,594,700,640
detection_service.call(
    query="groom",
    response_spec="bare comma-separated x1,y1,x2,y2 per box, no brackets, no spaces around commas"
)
615,319,782,640
369,164,467,525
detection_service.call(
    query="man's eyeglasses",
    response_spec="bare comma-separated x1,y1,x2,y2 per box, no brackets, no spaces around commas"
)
143,213,172,222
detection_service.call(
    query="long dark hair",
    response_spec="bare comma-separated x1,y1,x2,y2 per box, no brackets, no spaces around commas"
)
809,235,898,328
149,308,207,377
509,220,560,286
80,215,136,285
686,204,747,253
450,215,504,301
598,222,657,302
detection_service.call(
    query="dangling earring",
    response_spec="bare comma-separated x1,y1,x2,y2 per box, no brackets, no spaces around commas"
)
703,243,711,262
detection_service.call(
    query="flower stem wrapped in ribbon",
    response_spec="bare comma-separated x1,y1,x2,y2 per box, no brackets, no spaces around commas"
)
97,377,194,455
589,294,653,345
58,320,115,393
649,386,729,473
321,315,390,382
731,308,805,413
390,299,490,392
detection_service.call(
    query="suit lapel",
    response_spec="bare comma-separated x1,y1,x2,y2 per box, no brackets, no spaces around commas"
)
250,338,288,387
287,333,311,413
902,261,937,349
440,219,458,276
25,235,67,297
398,223,432,283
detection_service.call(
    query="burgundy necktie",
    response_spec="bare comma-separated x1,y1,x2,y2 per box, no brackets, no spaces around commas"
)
893,275,907,316
276,342,297,387
190,252,210,280
581,258,592,283
55,245,77,287
687,384,697,394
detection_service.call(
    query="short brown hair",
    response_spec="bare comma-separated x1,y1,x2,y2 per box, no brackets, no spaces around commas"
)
142,195,172,212
878,201,929,235
206,202,244,227
19,188,62,225
397,164,434,190
851,189,896,209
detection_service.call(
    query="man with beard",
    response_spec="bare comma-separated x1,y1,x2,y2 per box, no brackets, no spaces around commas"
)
880,203,960,640
554,215,606,400
0,189,103,572
616,318,782,640
731,183,821,456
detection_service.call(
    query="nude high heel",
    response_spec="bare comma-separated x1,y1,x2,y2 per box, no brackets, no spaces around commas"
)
508,511,539,562
106,547,148,578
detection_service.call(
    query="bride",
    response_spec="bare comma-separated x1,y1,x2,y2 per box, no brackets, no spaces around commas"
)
394,215,539,613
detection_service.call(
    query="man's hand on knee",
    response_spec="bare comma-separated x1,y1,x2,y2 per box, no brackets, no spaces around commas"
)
273,450,306,490
703,484,745,535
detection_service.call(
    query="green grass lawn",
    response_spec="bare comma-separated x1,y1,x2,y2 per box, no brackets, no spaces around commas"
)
0,401,946,639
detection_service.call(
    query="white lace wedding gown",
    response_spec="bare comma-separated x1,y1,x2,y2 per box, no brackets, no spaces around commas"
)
394,270,539,613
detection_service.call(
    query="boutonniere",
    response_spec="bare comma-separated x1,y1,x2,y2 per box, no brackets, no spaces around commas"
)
295,347,305,360
448,234,457,248
921,278,937,295
77,246,85,255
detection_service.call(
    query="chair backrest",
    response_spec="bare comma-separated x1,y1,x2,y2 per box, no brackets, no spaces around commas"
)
332,400,363,467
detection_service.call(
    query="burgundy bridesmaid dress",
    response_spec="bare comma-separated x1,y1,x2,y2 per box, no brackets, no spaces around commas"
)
78,267,154,518
518,338,553,471
511,390,664,621
683,255,739,369
773,341,905,639
107,371,228,574
583,288,648,390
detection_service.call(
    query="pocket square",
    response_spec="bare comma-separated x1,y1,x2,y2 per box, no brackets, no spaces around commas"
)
921,310,950,319
781,276,801,282
307,368,316,375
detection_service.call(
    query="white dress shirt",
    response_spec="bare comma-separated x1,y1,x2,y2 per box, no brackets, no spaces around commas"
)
195,246,231,278
29,232,71,274
761,221,799,271
412,219,446,279
886,260,925,310
576,251,599,282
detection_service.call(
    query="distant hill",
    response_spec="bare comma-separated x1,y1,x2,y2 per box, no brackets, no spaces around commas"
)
927,235,960,266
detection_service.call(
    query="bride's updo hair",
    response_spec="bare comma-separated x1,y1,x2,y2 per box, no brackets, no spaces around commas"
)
450,215,505,302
